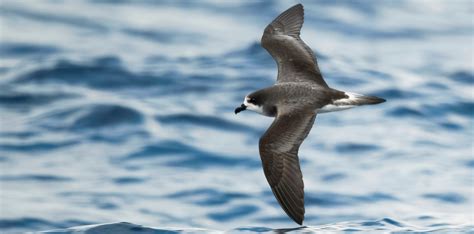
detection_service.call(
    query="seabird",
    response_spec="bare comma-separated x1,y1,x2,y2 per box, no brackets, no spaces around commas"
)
234,4,385,225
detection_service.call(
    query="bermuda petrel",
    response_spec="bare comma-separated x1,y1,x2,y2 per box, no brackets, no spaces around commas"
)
234,4,385,225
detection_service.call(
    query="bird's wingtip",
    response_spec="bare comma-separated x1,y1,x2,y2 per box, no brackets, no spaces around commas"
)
292,215,304,225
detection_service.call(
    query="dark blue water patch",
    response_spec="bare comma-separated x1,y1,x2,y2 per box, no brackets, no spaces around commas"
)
58,191,134,199
373,88,419,100
155,114,257,133
87,130,149,143
140,71,212,95
0,42,59,57
0,131,37,139
36,104,143,131
0,217,92,233
387,106,424,117
166,188,250,206
234,227,273,232
342,228,362,232
0,217,54,231
73,104,143,130
207,204,259,222
42,221,183,234
305,192,397,207
0,174,73,182
123,141,198,159
361,221,385,227
122,28,204,44
14,56,227,95
438,121,462,131
15,57,163,89
224,42,274,68
335,142,380,154
359,218,406,228
423,192,467,204
118,140,260,169
165,153,260,169
417,215,434,220
321,172,347,182
113,176,147,185
423,101,474,117
93,56,123,67
379,218,404,227
233,77,275,92
0,140,78,152
429,223,451,227
94,201,119,210
464,159,474,168
1,5,108,32
193,55,225,69
0,89,78,110
449,71,473,84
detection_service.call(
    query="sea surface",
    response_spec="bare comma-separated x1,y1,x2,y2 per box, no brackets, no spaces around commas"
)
0,0,473,233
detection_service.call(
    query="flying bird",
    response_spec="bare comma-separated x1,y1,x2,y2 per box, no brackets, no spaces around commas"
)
234,4,385,225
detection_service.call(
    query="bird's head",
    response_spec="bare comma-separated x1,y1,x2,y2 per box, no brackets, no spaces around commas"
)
235,91,277,116
234,95,263,115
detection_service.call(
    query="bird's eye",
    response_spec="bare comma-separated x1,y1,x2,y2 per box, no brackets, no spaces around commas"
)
249,98,257,104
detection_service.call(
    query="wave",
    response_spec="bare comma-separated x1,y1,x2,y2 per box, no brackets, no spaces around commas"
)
37,221,474,233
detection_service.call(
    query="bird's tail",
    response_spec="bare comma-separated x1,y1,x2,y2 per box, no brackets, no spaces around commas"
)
334,92,385,106
335,92,386,106
319,92,385,113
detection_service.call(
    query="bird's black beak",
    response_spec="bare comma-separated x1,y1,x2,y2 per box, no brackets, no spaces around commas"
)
234,104,246,114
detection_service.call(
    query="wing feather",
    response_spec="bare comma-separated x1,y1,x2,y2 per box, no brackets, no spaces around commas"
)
261,4,328,87
259,111,317,225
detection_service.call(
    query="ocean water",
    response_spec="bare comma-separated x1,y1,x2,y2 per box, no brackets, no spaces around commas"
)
0,0,473,233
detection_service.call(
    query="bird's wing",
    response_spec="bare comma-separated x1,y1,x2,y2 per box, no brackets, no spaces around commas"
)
261,4,328,87
259,111,317,225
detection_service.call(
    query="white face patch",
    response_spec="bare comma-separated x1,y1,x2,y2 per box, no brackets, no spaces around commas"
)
244,96,264,115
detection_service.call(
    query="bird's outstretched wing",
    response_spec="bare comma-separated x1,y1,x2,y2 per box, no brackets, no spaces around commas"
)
259,111,317,225
261,4,328,87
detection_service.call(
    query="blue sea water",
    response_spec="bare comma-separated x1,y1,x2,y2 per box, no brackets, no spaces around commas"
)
0,0,473,233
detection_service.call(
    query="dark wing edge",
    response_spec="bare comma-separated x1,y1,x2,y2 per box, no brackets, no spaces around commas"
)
259,112,317,225
268,4,304,38
261,4,328,87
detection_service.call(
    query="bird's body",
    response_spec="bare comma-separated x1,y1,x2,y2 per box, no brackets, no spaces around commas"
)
246,82,346,116
234,4,385,225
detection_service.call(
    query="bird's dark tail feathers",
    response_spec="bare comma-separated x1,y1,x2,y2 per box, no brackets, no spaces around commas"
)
336,92,386,106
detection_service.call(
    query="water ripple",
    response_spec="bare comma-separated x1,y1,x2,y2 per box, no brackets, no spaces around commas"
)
423,193,467,204
305,192,397,207
207,205,259,222
156,114,257,133
166,188,250,206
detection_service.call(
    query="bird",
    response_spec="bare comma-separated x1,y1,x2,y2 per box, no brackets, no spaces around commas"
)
234,4,385,225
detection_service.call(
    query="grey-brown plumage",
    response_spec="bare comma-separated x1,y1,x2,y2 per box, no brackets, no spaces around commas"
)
234,4,385,225
261,4,327,87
